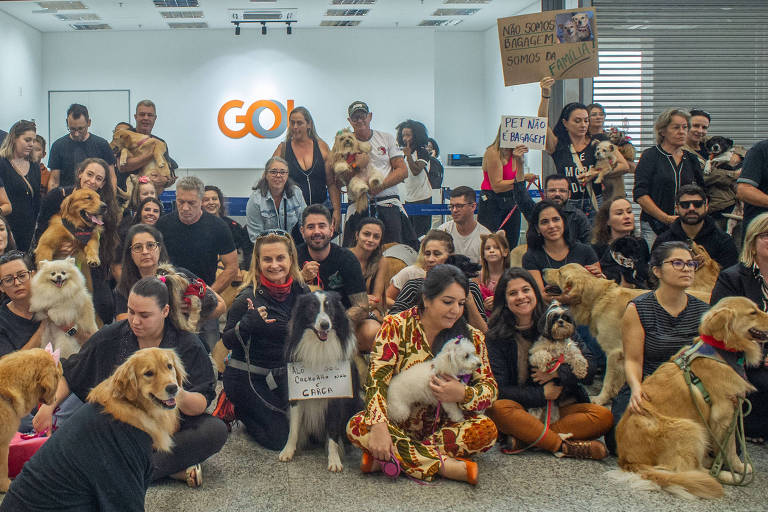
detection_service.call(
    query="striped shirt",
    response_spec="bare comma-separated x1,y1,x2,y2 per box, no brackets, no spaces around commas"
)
389,278,487,322
632,291,709,378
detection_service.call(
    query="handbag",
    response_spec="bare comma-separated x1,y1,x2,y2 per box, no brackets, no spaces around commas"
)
8,432,49,478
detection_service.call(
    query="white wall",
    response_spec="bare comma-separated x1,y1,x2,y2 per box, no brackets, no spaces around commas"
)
0,10,42,135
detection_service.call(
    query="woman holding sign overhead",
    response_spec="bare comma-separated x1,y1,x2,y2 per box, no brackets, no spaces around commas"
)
539,77,627,223
221,230,308,450
479,127,528,250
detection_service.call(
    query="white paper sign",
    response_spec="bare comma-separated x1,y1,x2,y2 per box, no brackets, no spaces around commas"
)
287,361,353,401
500,115,548,150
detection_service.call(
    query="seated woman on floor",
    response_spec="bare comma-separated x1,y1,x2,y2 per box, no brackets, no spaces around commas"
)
221,230,308,450
347,264,498,485
606,241,709,453
485,267,612,460
33,276,226,488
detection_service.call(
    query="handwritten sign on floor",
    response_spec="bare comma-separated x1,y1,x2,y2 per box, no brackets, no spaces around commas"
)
287,361,353,400
497,7,598,86
500,115,548,150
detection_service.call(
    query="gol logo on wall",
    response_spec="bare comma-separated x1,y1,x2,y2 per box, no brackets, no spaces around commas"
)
218,99,295,139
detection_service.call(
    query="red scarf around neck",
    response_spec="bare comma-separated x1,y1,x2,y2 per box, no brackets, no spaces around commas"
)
700,333,739,353
260,274,293,302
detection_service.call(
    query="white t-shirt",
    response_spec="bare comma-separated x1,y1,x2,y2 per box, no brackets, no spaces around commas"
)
437,220,491,264
360,130,404,199
402,150,432,202
390,264,426,290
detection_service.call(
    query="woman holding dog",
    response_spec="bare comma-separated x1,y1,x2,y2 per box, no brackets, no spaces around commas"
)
485,267,612,459
33,276,226,487
347,264,498,484
222,230,309,450
632,108,704,248
0,120,39,252
711,212,768,442
607,241,709,453
539,78,601,222
591,196,650,288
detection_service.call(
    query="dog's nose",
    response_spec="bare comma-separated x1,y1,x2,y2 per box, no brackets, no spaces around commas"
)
558,320,564,325
319,320,330,331
165,384,178,396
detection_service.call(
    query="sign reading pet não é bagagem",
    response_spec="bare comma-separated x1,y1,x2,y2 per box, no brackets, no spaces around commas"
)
287,361,353,401
497,7,598,86
500,116,548,151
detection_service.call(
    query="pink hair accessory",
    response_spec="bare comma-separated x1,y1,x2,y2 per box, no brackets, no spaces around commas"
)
44,342,61,366
137,176,150,184
158,275,166,283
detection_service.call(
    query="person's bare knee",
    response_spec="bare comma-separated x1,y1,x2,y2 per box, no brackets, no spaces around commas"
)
355,319,381,352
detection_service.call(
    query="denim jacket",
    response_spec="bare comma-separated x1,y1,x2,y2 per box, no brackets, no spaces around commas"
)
245,184,306,241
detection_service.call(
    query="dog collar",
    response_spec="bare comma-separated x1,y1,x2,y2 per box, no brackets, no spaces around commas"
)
61,217,94,246
545,354,565,374
700,334,740,353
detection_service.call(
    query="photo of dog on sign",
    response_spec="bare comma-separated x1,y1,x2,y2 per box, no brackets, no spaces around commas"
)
556,11,594,43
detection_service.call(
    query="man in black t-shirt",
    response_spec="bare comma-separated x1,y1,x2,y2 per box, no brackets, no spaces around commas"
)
297,204,366,309
737,139,768,236
156,176,237,348
48,103,116,189
116,99,178,191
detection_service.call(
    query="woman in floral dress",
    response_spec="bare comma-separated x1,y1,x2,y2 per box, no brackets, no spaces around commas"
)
347,264,498,484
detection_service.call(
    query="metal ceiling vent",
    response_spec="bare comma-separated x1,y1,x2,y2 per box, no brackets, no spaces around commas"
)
153,0,199,7
443,0,489,4
160,10,204,19
71,23,112,30
168,22,208,28
325,9,370,16
432,8,480,16
230,9,297,21
320,20,361,26
331,0,376,4
418,19,463,26
38,1,87,9
55,13,100,21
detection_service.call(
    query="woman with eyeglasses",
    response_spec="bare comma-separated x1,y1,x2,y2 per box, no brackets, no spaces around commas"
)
114,224,224,325
0,120,38,251
711,212,768,443
221,230,309,450
606,241,709,453
245,156,307,242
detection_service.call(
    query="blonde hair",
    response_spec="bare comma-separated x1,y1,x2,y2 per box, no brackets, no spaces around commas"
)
244,233,304,289
654,108,690,145
487,125,502,152
415,230,454,269
479,232,510,285
741,212,768,268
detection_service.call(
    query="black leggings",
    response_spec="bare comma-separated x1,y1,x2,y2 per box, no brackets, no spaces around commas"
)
223,368,289,451
745,366,768,439
151,414,228,480
477,192,521,249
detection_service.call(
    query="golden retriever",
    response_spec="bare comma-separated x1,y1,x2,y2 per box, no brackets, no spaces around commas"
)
87,347,186,453
35,188,106,291
613,297,768,498
109,129,171,186
544,264,711,405
689,242,720,295
0,348,62,492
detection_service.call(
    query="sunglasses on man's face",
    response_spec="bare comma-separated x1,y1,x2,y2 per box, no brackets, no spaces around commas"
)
678,200,705,209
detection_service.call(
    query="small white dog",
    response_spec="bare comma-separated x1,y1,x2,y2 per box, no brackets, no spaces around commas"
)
387,336,481,424
29,258,98,358
528,302,588,424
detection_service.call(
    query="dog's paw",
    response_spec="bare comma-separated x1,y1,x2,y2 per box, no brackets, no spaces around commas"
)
590,394,609,406
327,460,344,473
278,447,295,462
594,173,604,184
87,257,101,267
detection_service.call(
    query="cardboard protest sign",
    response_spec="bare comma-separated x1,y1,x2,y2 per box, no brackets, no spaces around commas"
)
287,361,353,400
497,7,598,86
500,115,548,150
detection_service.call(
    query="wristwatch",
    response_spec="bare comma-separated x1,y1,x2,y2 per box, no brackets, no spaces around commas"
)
66,326,78,337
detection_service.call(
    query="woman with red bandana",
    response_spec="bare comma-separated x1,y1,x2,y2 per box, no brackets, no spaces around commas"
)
347,264,498,485
221,230,309,450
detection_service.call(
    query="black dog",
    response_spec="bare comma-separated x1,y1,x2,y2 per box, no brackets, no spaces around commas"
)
704,136,735,174
278,291,362,472
600,236,649,289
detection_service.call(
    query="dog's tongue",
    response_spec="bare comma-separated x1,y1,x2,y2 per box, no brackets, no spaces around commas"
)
317,330,329,341
162,397,176,408
89,215,104,226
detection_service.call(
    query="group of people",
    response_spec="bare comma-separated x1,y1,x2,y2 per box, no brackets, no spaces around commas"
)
2,72,768,498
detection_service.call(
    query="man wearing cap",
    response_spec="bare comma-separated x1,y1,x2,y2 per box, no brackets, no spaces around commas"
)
340,101,418,249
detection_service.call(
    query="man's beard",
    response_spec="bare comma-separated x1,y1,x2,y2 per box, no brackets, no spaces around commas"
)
681,213,703,225
307,234,330,250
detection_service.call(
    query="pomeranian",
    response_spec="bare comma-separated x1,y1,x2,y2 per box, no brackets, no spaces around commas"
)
29,258,98,358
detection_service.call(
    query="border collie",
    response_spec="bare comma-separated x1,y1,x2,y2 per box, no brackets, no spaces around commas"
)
278,291,362,472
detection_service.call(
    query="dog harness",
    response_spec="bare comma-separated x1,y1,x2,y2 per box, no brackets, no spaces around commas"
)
61,218,95,246
672,338,747,405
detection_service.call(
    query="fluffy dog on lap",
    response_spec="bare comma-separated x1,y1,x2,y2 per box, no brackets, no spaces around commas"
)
387,336,482,424
528,302,588,424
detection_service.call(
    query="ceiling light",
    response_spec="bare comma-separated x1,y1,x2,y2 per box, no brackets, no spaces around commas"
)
235,22,240,35
286,22,292,35
261,22,267,35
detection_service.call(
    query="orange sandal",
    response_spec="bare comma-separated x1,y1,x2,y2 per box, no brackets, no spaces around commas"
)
360,451,381,473
456,457,478,486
